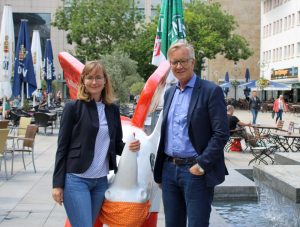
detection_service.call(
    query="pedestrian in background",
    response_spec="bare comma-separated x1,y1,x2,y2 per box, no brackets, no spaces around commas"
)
52,61,140,227
273,94,288,123
154,42,229,227
249,90,261,124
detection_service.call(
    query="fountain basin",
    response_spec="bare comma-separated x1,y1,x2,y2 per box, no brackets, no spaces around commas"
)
253,165,300,203
214,168,257,201
275,152,300,165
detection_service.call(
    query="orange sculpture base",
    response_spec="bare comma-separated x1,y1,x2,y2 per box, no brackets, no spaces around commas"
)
64,212,158,227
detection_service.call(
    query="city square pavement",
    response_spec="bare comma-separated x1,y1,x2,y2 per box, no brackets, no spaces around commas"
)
0,109,299,226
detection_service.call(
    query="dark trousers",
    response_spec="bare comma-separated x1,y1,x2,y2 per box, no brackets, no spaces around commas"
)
161,160,214,227
276,109,283,123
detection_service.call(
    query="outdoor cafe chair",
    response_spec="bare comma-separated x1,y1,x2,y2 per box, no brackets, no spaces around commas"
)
6,125,38,174
248,127,277,166
0,120,9,129
0,129,10,180
33,112,53,135
17,117,32,136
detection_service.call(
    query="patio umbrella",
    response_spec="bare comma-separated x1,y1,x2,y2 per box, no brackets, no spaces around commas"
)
0,5,14,118
239,80,292,91
13,19,37,106
244,68,251,97
223,72,230,97
31,30,42,106
43,39,55,106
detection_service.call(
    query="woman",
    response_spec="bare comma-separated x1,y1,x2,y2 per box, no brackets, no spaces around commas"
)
52,61,140,227
273,94,288,123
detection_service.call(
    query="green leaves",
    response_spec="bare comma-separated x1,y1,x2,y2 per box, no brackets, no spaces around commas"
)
100,52,144,103
53,0,142,61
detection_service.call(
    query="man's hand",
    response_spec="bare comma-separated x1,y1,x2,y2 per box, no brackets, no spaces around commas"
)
189,164,205,176
52,188,64,206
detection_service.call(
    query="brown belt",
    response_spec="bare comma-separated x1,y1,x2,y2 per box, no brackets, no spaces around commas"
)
165,156,197,166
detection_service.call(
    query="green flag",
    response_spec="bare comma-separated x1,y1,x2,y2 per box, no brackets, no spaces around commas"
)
152,0,186,66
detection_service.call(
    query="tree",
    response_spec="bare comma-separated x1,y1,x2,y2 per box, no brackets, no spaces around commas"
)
52,0,142,62
124,2,252,80
119,19,158,81
185,1,253,75
100,52,144,103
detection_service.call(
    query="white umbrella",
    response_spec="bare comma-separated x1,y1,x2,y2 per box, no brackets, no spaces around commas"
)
31,30,42,106
239,80,292,91
0,5,14,118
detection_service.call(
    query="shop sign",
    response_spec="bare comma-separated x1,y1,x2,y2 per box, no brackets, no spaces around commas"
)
271,67,298,80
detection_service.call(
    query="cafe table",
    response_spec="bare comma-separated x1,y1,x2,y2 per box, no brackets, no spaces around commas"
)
271,131,300,152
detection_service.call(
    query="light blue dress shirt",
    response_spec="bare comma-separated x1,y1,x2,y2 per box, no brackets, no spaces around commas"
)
165,75,198,158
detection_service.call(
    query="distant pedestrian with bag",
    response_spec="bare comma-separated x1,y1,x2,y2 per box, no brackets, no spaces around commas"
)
249,91,261,124
273,95,288,123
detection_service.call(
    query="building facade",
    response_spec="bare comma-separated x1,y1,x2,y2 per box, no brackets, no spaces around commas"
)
0,0,72,78
261,0,300,102
1,0,261,100
205,0,261,100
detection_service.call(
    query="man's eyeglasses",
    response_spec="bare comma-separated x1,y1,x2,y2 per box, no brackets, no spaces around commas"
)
85,75,105,82
170,58,192,67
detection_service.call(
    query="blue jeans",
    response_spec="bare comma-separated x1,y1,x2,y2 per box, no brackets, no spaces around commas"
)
63,174,108,227
251,109,258,124
276,109,283,123
161,161,214,227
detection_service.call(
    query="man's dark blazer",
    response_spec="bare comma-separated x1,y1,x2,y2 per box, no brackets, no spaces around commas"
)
154,77,230,187
53,100,124,188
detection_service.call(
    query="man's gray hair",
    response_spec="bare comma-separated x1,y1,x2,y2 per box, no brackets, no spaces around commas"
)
167,41,195,60
227,105,234,112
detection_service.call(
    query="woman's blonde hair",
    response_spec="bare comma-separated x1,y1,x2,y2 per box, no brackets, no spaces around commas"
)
77,60,116,104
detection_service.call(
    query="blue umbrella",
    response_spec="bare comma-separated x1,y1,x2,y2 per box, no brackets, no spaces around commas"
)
13,19,37,102
239,80,291,91
223,72,230,96
43,39,55,94
243,68,251,97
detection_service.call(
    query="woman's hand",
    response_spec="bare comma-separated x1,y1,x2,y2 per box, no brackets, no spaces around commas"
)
128,139,140,152
52,187,64,205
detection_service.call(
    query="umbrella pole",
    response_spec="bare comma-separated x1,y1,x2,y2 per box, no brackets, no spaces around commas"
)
21,84,24,107
26,83,29,99
33,95,36,107
2,97,6,119
48,93,51,107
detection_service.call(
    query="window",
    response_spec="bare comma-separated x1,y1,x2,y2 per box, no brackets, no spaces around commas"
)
284,46,287,59
284,17,287,30
291,44,294,58
297,42,300,56
279,47,282,60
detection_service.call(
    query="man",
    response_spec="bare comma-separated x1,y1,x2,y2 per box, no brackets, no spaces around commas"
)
227,105,251,143
249,91,261,124
227,105,251,132
153,42,229,227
